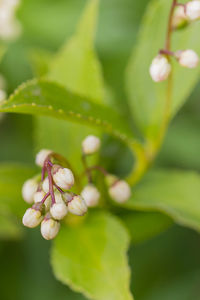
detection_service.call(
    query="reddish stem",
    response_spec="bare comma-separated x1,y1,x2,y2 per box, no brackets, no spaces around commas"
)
87,165,108,176
46,163,56,205
165,0,177,51
54,183,64,194
41,191,50,203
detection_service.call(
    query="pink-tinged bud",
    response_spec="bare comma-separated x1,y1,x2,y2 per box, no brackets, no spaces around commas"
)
149,55,171,82
22,208,43,228
22,179,38,204
82,135,101,155
186,1,200,20
52,165,74,190
81,184,100,207
176,49,199,68
67,195,87,216
35,149,52,167
109,180,131,203
41,217,60,240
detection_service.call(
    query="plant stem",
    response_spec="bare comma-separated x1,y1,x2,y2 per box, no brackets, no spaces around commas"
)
46,163,56,205
127,0,177,186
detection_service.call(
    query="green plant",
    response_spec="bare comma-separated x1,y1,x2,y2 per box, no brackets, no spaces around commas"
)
1,0,200,299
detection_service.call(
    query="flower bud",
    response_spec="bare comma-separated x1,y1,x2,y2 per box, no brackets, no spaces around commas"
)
81,184,100,207
41,217,60,240
67,195,87,216
50,202,68,220
33,190,45,203
22,208,43,228
109,180,131,203
186,1,200,20
42,177,49,193
176,49,199,68
35,149,52,167
22,178,38,204
52,165,74,190
50,191,68,220
172,6,188,29
82,135,101,155
149,55,171,82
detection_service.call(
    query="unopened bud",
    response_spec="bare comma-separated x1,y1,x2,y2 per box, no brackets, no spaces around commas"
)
42,177,49,193
35,149,52,167
50,191,68,220
149,55,171,82
22,178,38,204
172,6,188,29
22,208,43,228
33,190,45,203
52,165,74,190
82,135,101,155
41,217,60,240
109,180,131,203
186,1,200,20
176,49,199,68
67,195,87,216
81,184,100,207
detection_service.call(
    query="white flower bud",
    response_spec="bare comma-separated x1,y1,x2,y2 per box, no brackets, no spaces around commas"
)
33,190,45,203
50,202,68,220
41,218,60,240
176,49,199,68
67,195,87,216
35,149,52,167
109,180,131,203
22,208,43,228
22,179,38,204
172,6,188,29
81,184,100,207
52,165,74,190
186,1,200,20
42,177,49,193
82,135,101,155
149,55,171,82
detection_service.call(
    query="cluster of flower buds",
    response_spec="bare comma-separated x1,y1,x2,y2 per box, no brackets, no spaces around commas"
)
150,1,200,82
0,0,21,40
22,135,131,240
22,149,87,240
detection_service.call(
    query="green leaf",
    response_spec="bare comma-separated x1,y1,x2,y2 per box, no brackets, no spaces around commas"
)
35,0,104,169
120,211,172,244
0,79,137,149
48,0,104,103
51,211,133,300
124,169,200,232
0,163,36,217
126,0,200,139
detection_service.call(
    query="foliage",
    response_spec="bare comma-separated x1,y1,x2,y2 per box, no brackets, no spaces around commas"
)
0,0,200,299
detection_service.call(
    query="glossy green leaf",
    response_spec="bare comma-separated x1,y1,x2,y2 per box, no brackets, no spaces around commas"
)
51,212,133,300
120,211,172,244
48,0,104,103
0,163,36,217
124,169,200,232
126,0,200,139
35,0,103,169
0,79,136,148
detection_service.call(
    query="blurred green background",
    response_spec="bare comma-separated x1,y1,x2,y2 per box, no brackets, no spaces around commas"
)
1,0,200,299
